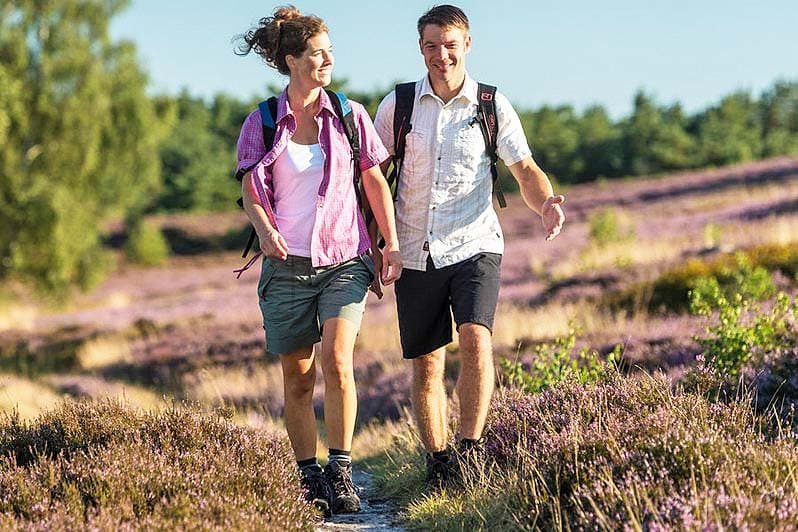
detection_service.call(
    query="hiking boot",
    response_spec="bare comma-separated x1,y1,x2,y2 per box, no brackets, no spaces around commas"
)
453,438,488,486
425,452,459,492
324,460,361,514
300,466,332,517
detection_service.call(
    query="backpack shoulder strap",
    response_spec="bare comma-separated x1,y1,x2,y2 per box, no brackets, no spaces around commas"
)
393,82,416,156
258,96,279,154
387,82,416,200
325,89,360,164
325,90,369,221
238,97,279,258
475,82,506,208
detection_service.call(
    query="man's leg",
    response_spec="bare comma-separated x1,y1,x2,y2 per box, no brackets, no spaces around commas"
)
411,347,448,452
450,253,502,444
456,322,495,440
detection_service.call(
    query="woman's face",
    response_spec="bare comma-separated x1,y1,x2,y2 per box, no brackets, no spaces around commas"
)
287,31,334,88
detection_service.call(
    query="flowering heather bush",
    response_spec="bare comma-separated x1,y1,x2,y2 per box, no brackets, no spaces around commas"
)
373,372,798,530
744,346,798,419
482,373,798,530
0,400,317,530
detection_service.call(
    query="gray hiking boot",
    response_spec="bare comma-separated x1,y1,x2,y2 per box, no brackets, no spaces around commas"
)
300,465,332,517
324,460,361,514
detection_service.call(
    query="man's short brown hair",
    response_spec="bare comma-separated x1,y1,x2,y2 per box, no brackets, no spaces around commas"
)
417,4,469,36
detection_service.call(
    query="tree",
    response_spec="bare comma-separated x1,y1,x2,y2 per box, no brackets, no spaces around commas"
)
0,0,166,294
521,105,581,182
577,105,623,181
697,92,763,166
621,91,695,176
156,91,236,212
759,80,798,156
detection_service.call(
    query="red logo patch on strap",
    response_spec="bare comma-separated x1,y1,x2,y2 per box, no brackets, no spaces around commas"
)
480,92,493,101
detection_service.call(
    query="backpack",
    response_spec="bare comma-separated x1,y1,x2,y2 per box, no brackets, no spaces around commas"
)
235,90,363,259
387,81,506,208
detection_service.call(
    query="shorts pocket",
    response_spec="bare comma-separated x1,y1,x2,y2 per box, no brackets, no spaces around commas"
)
258,258,277,299
359,254,376,283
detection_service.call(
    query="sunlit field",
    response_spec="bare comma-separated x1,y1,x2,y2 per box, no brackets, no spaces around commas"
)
2,157,798,529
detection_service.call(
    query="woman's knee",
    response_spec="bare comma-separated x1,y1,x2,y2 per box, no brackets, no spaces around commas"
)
321,355,354,389
283,367,316,402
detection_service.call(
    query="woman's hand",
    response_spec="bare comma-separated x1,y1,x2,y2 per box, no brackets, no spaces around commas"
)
260,229,289,260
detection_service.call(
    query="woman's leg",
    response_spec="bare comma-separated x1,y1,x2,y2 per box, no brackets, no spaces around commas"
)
280,345,318,460
318,318,359,451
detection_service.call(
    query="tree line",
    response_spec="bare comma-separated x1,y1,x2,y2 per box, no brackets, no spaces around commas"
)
1,1,797,294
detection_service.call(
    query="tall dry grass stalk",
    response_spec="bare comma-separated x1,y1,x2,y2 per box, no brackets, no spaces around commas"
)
356,319,402,353
43,374,164,412
0,374,63,419
492,301,651,348
182,363,284,406
76,334,132,370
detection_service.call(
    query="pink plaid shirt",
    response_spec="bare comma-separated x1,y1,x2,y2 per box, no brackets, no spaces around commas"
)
236,89,389,267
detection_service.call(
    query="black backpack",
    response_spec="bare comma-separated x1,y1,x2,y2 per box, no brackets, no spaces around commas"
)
387,81,506,208
235,90,363,258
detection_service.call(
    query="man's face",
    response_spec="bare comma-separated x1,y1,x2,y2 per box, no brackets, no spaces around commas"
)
419,24,471,86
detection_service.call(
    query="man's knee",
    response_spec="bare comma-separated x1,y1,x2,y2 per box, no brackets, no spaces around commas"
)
458,323,493,358
412,350,446,385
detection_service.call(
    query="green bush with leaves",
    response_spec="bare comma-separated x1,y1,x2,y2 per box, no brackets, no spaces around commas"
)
587,208,634,247
689,285,795,379
125,220,171,266
609,249,786,314
500,325,619,393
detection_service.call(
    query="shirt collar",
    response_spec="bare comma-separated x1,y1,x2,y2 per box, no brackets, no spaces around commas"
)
276,87,336,123
419,72,478,105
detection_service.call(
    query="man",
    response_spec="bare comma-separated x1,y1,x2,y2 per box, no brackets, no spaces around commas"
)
373,5,566,488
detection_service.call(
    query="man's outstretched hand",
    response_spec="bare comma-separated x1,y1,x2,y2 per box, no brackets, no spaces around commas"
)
541,195,566,241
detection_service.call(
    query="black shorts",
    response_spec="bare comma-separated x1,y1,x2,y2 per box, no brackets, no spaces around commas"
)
394,253,502,359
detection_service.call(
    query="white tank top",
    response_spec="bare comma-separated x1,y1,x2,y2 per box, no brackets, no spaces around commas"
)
271,140,325,257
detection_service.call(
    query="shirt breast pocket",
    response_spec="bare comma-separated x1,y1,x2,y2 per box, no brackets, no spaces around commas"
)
403,131,430,179
451,126,486,180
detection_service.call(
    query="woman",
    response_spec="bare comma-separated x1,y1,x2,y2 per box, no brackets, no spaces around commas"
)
235,6,401,516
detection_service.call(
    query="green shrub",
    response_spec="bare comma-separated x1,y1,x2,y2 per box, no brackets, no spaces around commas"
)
587,208,634,247
500,325,619,393
125,220,170,266
689,287,795,379
608,250,781,314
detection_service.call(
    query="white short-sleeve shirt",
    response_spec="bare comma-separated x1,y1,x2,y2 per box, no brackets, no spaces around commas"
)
374,74,532,271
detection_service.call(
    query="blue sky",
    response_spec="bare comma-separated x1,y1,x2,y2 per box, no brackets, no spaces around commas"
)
110,0,798,118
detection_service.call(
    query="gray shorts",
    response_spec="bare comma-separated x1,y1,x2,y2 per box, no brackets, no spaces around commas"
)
257,254,375,355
